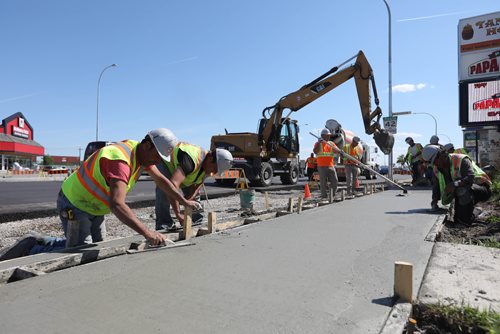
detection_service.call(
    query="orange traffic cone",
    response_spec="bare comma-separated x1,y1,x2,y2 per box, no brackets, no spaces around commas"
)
355,178,360,189
304,183,311,199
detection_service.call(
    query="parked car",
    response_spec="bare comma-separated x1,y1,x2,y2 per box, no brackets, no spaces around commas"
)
83,141,114,161
379,165,389,175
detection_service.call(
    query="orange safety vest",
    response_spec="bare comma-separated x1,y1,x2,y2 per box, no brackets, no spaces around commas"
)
306,157,317,168
316,141,336,167
343,144,362,165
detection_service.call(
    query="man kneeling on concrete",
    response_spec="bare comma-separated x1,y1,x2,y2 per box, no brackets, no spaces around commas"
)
0,129,203,261
422,145,492,225
155,142,233,231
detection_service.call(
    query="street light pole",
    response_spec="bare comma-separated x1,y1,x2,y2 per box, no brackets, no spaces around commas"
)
96,64,117,141
413,112,437,136
382,0,393,179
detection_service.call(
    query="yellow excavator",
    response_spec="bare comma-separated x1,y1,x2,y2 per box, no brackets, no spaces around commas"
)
210,50,394,187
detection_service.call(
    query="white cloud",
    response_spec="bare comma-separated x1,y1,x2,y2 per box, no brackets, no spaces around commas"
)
392,83,427,93
397,11,471,23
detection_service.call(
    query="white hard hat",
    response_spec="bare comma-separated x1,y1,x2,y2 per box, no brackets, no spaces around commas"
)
352,136,360,143
147,128,177,162
422,145,441,166
320,128,330,136
215,148,233,175
325,119,341,133
443,143,454,152
430,135,439,145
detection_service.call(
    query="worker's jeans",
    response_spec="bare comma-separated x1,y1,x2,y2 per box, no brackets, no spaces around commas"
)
454,184,491,224
410,161,420,182
318,166,338,198
155,163,202,230
57,191,106,245
345,164,360,195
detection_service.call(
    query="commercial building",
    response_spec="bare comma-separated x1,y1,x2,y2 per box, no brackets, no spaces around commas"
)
0,112,44,171
458,11,500,168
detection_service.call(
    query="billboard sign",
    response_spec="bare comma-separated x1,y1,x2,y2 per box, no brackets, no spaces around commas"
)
459,78,500,126
458,11,500,81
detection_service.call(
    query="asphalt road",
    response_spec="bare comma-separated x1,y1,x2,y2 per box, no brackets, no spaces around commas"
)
0,174,400,218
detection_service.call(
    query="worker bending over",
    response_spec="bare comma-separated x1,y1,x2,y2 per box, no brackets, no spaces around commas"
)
58,128,201,246
404,137,424,185
313,128,338,199
155,142,233,231
422,145,491,225
343,136,362,198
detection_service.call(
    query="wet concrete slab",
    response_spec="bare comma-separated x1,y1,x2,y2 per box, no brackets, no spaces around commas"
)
0,190,437,333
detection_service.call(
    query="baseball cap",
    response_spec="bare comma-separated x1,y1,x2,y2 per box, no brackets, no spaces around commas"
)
147,128,177,162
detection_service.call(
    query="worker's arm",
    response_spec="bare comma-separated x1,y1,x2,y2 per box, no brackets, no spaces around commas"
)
444,158,475,194
108,178,166,245
147,165,200,210
313,142,320,155
166,167,188,224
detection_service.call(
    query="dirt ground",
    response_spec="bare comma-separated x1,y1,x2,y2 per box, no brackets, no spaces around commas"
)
437,199,500,246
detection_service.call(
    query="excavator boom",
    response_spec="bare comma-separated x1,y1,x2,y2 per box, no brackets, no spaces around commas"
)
261,51,393,154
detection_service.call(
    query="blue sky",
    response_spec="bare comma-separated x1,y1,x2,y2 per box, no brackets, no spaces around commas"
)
1,0,499,164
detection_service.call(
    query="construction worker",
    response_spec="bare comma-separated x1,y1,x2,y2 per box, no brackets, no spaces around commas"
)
305,153,317,181
313,128,338,199
404,137,424,185
343,136,362,197
58,128,201,247
155,142,233,231
444,143,455,154
422,145,492,225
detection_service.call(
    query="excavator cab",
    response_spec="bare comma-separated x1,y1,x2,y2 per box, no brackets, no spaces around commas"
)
258,117,299,155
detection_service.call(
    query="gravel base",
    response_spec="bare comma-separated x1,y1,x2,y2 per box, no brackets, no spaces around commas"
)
0,190,306,250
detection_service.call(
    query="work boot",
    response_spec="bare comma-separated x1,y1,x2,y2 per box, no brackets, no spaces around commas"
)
0,233,41,261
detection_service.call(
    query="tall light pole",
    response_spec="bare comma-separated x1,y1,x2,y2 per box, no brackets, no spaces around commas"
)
96,64,117,141
382,0,393,179
413,112,437,136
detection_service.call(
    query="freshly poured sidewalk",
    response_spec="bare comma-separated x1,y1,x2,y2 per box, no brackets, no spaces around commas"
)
0,190,439,333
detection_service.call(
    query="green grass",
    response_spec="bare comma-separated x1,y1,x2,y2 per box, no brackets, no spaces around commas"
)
490,171,500,203
415,303,500,333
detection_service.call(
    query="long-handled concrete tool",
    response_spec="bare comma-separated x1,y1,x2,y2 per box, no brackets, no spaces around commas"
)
309,132,408,194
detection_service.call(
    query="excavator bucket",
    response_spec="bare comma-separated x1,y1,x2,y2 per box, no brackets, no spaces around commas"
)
373,130,394,155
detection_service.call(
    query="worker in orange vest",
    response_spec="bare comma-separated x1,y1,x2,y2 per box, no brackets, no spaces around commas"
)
305,153,317,181
343,136,363,197
313,128,339,198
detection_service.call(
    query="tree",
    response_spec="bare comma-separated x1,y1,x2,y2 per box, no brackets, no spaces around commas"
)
43,155,54,166
396,154,405,164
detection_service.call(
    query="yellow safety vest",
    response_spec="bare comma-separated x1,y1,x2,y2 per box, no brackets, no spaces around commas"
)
61,140,142,215
166,143,207,188
436,154,491,205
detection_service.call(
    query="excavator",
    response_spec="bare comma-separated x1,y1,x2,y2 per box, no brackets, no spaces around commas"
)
210,50,394,187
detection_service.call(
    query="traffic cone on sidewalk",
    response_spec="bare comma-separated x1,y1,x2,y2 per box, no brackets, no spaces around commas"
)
304,183,311,200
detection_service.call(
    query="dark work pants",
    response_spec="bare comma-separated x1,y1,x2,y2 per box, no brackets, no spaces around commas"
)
454,184,492,224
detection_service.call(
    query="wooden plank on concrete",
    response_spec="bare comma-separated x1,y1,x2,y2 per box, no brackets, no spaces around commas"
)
183,207,193,240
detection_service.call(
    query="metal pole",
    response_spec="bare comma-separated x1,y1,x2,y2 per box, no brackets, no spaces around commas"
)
383,0,393,180
413,112,437,136
96,64,117,141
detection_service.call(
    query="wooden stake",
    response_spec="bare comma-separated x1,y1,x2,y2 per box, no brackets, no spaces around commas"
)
328,188,334,203
208,212,216,233
288,197,294,213
340,189,345,201
394,261,413,303
364,184,368,195
264,192,270,210
297,197,303,214
183,207,193,240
